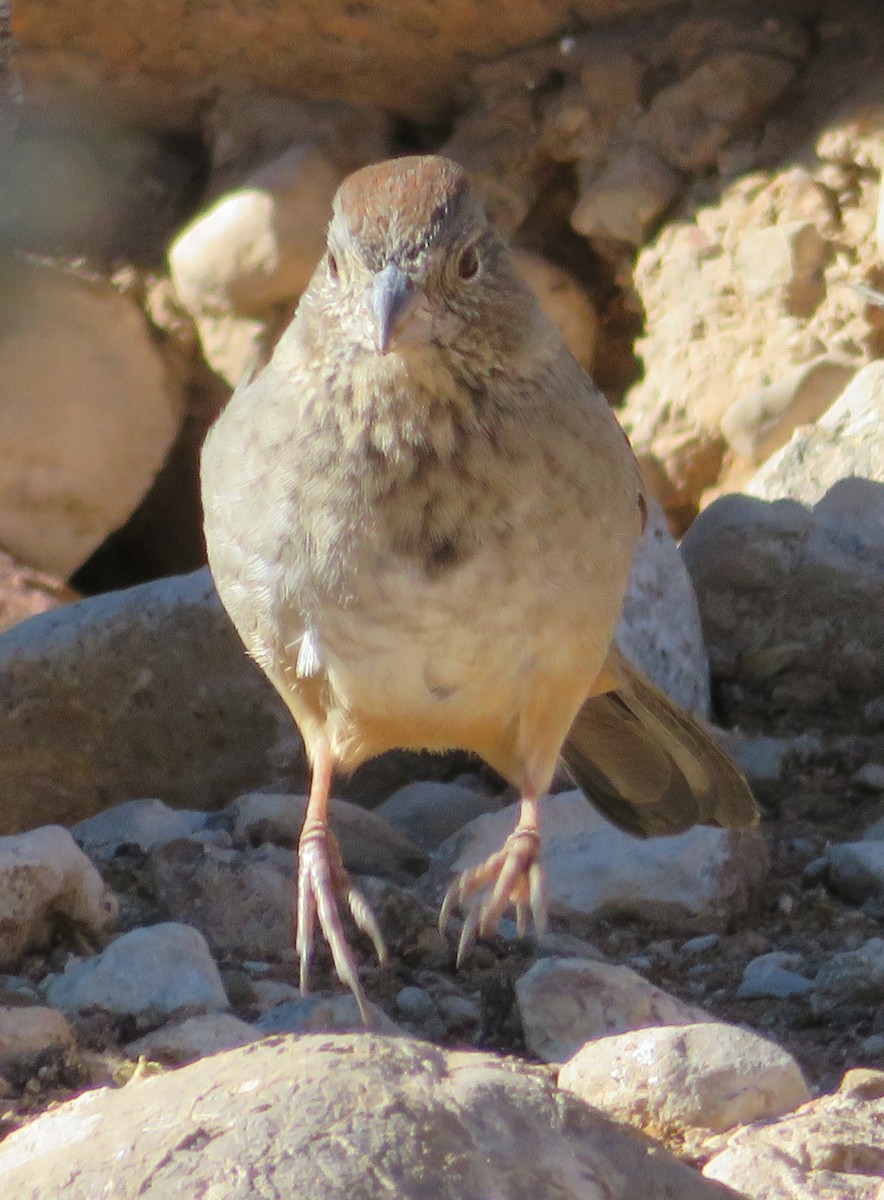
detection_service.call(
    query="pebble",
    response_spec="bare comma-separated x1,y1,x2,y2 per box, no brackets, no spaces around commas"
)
395,986,435,1020
72,799,207,858
812,938,884,1016
737,952,814,999
376,781,503,851
681,934,720,955
45,923,229,1016
125,1014,260,1064
824,841,884,904
256,995,403,1037
0,1005,76,1074
855,763,884,792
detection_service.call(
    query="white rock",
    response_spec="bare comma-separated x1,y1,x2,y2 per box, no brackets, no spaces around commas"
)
432,791,766,928
126,1013,260,1064
0,1006,75,1073
0,257,181,576
559,1022,810,1135
515,957,712,1063
0,1033,733,1199
72,799,207,858
46,923,229,1016
0,826,118,966
736,952,814,999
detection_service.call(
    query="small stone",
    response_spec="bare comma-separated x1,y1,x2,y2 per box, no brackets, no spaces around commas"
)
376,781,501,851
0,826,118,967
681,934,720,955
515,957,712,1063
255,995,402,1037
436,994,480,1027
559,1022,810,1138
0,1006,75,1074
395,986,435,1021
45,923,229,1017
825,842,884,905
250,979,300,1014
73,799,207,858
126,1014,260,1064
855,763,884,792
572,150,678,247
737,952,814,999
812,938,884,1016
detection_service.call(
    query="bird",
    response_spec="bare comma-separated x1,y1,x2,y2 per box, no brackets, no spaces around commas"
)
201,154,757,1022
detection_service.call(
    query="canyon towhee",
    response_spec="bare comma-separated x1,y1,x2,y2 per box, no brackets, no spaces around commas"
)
202,155,757,1020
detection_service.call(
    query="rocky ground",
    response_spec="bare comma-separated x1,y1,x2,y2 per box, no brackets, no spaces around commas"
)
1,0,883,1197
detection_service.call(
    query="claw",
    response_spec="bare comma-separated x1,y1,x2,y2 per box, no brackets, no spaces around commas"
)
296,821,386,1026
439,818,545,964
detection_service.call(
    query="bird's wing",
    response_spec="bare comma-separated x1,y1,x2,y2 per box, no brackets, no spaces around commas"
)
560,646,758,838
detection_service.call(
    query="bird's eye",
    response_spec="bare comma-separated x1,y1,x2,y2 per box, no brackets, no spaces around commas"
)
327,252,339,282
457,244,480,280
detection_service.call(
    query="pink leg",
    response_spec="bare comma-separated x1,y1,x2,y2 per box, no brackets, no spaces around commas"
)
296,738,387,1024
439,793,547,966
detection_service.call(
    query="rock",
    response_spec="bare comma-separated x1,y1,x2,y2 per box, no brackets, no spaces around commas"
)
681,485,884,732
72,799,208,858
0,256,182,577
616,497,712,717
169,144,343,386
812,938,884,1017
395,986,435,1021
0,826,117,966
45,923,229,1017
125,1014,260,1064
736,221,831,315
736,952,814,999
638,52,797,173
376,781,503,851
0,549,75,636
726,734,793,783
515,957,712,1063
825,842,884,905
0,1005,76,1075
559,1022,810,1141
228,792,427,882
0,1033,740,1199
572,149,679,247
746,360,884,505
428,792,767,929
721,357,855,465
856,763,884,792
0,569,303,834
256,996,403,1037
249,978,300,1013
704,1069,884,1198
512,250,598,370
148,839,292,959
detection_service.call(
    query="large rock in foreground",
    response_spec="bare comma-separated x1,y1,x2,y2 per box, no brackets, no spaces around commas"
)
0,1033,738,1199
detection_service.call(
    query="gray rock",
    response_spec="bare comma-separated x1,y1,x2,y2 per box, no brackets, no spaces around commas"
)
228,791,427,882
825,843,884,905
516,957,713,1063
395,986,435,1020
681,482,884,731
0,569,304,835
705,1069,884,1198
46,923,229,1016
616,497,711,717
125,1013,260,1064
812,938,884,1016
72,798,208,858
0,1033,740,1200
855,763,884,792
376,780,503,851
428,791,767,927
559,1022,810,1136
255,995,402,1037
0,826,118,966
149,839,292,959
737,952,814,999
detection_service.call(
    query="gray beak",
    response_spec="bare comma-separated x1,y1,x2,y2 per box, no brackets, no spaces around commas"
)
369,263,417,354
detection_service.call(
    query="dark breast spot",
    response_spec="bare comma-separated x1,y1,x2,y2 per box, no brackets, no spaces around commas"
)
424,536,467,579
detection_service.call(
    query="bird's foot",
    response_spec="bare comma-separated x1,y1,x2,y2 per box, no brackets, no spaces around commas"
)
296,817,388,1025
439,824,547,966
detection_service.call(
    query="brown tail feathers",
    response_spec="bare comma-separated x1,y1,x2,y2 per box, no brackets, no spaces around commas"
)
560,648,758,838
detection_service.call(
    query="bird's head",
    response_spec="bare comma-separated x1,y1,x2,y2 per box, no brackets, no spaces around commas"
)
305,155,537,365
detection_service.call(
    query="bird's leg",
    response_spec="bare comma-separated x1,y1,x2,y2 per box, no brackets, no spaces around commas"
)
439,792,547,966
296,737,387,1024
